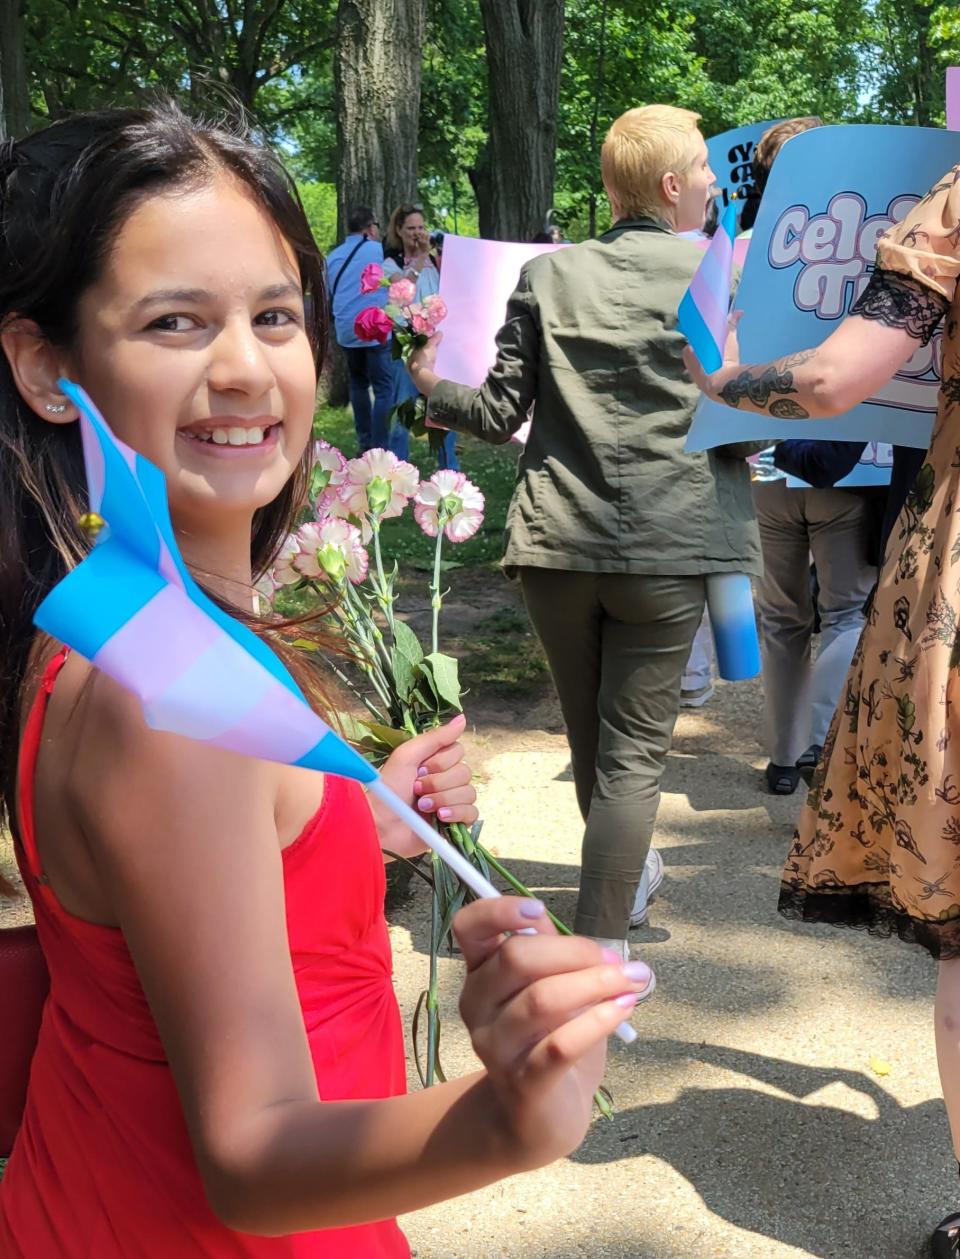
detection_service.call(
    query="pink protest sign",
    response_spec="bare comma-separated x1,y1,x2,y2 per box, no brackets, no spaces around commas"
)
435,235,562,387
949,67,960,131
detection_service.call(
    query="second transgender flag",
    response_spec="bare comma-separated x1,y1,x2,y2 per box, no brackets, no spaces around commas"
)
677,202,737,375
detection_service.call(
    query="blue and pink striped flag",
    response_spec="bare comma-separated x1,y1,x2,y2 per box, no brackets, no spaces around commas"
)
33,380,507,901
677,202,738,375
36,380,375,783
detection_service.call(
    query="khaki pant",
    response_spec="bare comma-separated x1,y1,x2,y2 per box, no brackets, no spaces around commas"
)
753,480,876,766
520,568,706,939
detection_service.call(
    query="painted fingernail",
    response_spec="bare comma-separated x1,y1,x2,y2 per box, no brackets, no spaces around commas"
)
413,780,424,795
417,766,429,778
615,993,639,1010
623,961,652,984
417,797,435,812
438,807,452,820
518,898,546,920
601,948,621,965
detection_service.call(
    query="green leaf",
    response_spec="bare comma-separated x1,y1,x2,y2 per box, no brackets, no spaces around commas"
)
389,622,423,705
393,618,425,666
358,720,412,749
423,652,463,711
289,637,322,652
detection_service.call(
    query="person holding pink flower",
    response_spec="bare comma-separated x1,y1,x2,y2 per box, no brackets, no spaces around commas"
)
383,204,458,471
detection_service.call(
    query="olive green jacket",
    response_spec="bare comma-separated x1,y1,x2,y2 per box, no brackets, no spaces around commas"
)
427,218,764,576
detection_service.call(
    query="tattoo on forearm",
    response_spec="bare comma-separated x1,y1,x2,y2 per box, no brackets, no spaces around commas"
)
718,350,815,418
850,268,948,346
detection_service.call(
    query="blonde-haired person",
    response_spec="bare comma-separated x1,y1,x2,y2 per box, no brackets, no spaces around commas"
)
406,104,766,957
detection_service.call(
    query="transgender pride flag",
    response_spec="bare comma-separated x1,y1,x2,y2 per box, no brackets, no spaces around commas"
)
36,380,374,782
677,202,737,375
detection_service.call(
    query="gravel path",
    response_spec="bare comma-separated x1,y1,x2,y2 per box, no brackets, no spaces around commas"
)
1,673,951,1256
392,677,953,1259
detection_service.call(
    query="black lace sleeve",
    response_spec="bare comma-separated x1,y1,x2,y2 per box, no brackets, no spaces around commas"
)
850,268,948,346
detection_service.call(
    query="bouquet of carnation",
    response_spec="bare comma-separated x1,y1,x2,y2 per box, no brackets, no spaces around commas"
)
262,442,598,1097
353,263,448,452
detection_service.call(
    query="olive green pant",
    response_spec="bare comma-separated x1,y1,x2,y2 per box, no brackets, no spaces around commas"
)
520,568,707,939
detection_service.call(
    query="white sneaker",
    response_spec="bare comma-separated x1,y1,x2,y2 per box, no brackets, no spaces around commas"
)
586,937,658,1004
629,847,664,928
589,936,630,962
679,683,715,708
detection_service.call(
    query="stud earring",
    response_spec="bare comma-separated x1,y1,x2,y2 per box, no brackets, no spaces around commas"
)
45,402,68,414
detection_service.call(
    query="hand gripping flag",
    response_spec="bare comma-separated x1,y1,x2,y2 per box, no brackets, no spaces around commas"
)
677,202,738,375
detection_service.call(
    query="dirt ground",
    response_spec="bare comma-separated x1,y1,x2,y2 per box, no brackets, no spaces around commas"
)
1,573,954,1257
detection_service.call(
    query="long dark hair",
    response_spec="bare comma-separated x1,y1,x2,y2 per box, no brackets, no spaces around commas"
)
0,100,331,850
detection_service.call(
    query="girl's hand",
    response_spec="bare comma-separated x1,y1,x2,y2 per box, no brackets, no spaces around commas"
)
372,713,478,857
455,898,654,1166
683,309,743,401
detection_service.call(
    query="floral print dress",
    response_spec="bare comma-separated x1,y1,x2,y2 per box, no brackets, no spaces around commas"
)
781,166,960,958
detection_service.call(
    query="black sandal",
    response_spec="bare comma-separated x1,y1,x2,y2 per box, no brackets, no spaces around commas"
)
765,762,800,795
930,1212,960,1257
796,743,823,786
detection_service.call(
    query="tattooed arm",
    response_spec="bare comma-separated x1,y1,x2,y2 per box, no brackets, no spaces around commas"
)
684,269,950,419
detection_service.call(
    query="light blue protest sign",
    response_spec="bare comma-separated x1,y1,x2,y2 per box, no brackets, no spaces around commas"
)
686,124,957,453
706,120,780,220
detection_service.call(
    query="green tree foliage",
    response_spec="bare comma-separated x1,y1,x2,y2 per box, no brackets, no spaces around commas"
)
863,0,957,125
23,0,336,128
14,0,958,245
556,0,711,240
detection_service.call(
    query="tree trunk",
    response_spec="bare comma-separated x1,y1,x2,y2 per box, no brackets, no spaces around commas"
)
472,0,564,242
334,0,427,240
586,0,608,239
0,0,31,140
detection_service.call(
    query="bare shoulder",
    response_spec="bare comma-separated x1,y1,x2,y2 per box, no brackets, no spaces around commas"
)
56,657,279,886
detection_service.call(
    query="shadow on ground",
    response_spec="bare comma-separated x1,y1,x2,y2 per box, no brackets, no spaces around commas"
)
571,1039,947,1259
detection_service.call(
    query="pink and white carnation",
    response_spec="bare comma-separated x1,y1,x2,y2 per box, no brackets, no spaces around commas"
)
422,293,448,325
410,311,437,337
293,519,369,585
311,439,347,513
414,470,485,543
272,534,303,586
322,491,373,543
388,277,416,306
340,448,420,520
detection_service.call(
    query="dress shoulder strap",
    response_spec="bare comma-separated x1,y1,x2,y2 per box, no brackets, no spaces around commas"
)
15,649,69,895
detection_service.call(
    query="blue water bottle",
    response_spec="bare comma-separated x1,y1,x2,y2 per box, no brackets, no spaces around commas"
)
706,573,761,681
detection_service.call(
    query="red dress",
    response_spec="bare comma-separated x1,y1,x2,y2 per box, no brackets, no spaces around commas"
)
0,651,411,1257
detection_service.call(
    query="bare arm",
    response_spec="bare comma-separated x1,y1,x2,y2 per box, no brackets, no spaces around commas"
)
685,269,950,419
69,670,650,1236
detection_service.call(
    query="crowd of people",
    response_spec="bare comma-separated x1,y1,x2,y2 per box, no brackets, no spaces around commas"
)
0,90,958,1259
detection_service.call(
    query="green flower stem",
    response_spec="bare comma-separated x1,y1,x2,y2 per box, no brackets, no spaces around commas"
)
444,823,570,936
430,524,445,656
326,583,394,711
322,654,386,723
370,517,396,636
426,851,442,1088
337,581,393,687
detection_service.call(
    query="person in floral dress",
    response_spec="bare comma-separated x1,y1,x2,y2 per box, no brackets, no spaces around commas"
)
687,164,960,1256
